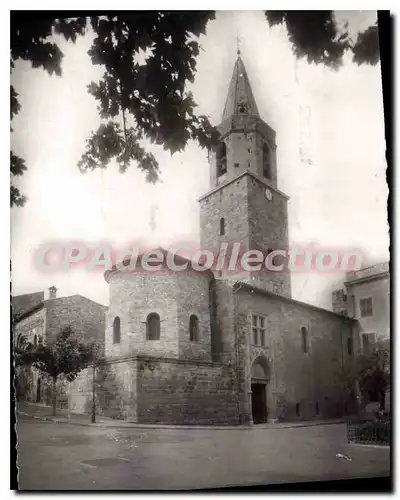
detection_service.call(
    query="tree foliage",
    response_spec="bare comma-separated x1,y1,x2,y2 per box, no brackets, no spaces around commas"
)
17,325,92,415
344,338,390,411
10,12,380,207
29,325,92,380
264,11,380,70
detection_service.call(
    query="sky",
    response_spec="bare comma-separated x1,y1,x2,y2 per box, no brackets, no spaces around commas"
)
11,10,389,309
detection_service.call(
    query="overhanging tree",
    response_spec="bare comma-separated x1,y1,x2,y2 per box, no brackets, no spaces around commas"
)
10,12,381,207
24,326,92,416
344,338,390,412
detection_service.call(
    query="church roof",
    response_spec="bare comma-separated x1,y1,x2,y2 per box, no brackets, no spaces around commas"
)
104,247,215,283
232,281,356,321
221,54,259,122
12,291,44,322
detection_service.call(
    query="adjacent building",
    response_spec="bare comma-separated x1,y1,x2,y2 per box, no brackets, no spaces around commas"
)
13,287,107,406
332,262,390,353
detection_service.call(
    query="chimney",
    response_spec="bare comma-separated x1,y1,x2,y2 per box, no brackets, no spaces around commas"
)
48,286,57,299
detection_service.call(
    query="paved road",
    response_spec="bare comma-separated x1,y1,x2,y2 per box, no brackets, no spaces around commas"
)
16,415,390,490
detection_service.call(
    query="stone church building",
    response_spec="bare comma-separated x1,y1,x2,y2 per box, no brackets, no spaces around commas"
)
86,52,359,425
15,53,361,425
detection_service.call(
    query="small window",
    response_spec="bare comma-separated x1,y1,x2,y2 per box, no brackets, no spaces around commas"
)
238,102,247,114
216,142,227,177
113,317,121,344
220,217,225,236
360,297,373,317
262,143,271,179
33,334,37,347
189,315,199,342
38,335,43,345
234,162,240,168
296,403,300,417
301,326,308,353
146,313,160,341
315,402,319,415
347,337,353,356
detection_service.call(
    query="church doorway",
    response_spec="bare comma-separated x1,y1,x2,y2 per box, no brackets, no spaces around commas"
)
251,383,267,423
36,378,41,403
250,356,270,424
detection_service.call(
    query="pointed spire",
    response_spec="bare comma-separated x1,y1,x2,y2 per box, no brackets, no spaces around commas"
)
221,53,259,122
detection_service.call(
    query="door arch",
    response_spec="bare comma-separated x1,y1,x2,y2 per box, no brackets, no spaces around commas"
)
250,356,270,424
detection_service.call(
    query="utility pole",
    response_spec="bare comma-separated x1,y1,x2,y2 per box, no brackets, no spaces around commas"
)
91,345,96,424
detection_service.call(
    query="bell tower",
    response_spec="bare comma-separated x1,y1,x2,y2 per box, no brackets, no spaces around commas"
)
199,51,291,297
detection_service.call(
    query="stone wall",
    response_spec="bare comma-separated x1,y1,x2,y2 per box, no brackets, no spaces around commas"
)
105,268,213,363
199,172,291,297
65,355,239,425
106,273,180,359
136,356,239,425
66,358,138,421
176,272,212,361
44,295,106,352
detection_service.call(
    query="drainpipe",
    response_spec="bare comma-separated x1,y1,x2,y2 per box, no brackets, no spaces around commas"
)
340,328,344,416
91,344,96,424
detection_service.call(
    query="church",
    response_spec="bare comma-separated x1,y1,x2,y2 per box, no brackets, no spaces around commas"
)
83,50,359,425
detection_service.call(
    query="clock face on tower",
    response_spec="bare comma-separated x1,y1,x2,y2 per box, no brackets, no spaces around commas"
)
264,188,272,201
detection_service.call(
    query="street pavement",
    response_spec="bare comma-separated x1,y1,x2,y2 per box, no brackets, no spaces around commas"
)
15,413,390,490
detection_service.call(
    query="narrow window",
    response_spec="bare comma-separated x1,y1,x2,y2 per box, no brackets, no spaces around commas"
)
315,402,319,415
146,313,160,341
252,315,267,346
113,317,121,344
18,335,26,349
362,333,371,354
263,143,271,179
347,337,353,356
301,326,308,353
33,334,37,347
252,315,258,345
259,316,265,346
360,297,373,317
220,217,225,236
38,335,43,345
296,403,300,417
189,315,199,342
216,142,227,177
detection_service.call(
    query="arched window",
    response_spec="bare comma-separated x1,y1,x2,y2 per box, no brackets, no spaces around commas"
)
113,316,121,344
33,334,37,348
146,313,160,341
262,143,271,179
301,326,308,353
216,142,227,177
220,217,225,236
189,315,199,342
17,335,26,349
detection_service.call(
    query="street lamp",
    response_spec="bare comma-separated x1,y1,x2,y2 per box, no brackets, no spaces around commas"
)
91,344,96,424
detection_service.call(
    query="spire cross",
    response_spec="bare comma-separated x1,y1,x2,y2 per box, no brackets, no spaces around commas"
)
236,34,241,55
